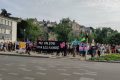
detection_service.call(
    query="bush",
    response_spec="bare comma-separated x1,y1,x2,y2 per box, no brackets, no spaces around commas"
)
89,54,120,61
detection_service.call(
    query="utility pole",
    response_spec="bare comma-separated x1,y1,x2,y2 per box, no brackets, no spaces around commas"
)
24,29,26,42
85,33,89,60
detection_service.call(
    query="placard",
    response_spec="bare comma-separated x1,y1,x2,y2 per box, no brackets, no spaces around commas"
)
36,41,66,51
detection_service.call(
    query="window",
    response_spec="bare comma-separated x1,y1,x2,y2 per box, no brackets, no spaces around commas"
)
6,20,9,25
1,29,5,34
1,19,3,24
5,20,6,25
8,21,9,26
10,22,12,26
5,29,11,34
8,21,11,26
3,19,5,24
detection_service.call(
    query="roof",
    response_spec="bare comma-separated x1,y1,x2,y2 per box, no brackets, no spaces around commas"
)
0,15,21,22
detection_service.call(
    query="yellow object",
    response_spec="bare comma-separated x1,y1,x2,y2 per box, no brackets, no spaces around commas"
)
19,42,26,49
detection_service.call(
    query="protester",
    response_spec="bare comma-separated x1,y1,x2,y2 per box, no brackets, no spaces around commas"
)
89,44,94,57
0,40,120,59
79,43,85,57
26,43,31,55
72,45,76,57
0,42,4,51
96,44,101,57
84,43,90,57
100,44,105,55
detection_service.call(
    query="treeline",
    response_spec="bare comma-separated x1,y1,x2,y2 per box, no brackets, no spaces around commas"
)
94,27,120,45
17,18,120,45
1,9,120,44
17,19,47,41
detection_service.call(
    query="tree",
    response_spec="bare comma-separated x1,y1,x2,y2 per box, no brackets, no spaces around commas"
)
54,18,72,41
107,33,120,45
94,27,118,44
17,19,45,41
68,32,78,42
17,20,28,41
0,9,11,17
94,28,103,43
83,27,96,43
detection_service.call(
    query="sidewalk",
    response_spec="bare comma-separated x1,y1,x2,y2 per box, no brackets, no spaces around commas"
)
0,51,52,58
0,51,91,60
50,54,91,60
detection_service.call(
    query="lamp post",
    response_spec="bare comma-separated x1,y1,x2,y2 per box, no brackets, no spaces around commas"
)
85,33,89,60
24,29,26,42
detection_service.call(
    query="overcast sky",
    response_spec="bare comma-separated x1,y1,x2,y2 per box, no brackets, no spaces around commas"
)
0,0,120,31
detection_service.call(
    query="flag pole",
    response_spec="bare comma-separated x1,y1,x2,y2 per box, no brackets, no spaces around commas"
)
85,33,89,60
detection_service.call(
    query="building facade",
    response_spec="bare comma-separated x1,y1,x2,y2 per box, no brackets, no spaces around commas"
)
70,20,92,38
0,16,17,42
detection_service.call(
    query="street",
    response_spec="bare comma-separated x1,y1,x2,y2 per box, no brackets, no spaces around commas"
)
0,55,120,80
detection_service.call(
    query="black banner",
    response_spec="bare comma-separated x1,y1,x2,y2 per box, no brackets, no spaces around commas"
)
36,41,66,51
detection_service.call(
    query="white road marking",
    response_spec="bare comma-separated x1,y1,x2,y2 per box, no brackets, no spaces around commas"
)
24,77,35,80
19,68,31,72
8,73,18,76
84,72,97,76
80,77,94,80
19,64,26,67
73,71,97,76
57,69,67,71
60,73,71,76
73,72,81,75
36,72,46,75
36,66,47,71
4,63,13,66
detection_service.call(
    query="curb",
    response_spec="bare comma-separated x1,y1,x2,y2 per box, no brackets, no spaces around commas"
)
87,60,120,63
0,53,50,58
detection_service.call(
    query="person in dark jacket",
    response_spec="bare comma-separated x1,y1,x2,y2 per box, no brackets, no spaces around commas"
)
26,43,31,55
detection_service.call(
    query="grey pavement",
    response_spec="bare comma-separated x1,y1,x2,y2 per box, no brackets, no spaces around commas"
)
0,55,120,80
0,51,52,58
0,51,91,60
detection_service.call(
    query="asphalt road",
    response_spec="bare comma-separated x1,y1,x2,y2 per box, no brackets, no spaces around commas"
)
0,55,120,80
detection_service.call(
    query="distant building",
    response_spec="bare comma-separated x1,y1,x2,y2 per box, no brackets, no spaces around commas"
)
85,27,92,34
0,15,20,42
38,20,57,40
71,21,80,36
28,19,92,41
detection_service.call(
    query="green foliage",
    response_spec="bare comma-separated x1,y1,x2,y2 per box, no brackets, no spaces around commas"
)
68,32,77,42
17,19,45,41
54,18,72,41
0,9,11,17
107,33,120,45
94,27,118,44
17,20,27,40
89,54,120,61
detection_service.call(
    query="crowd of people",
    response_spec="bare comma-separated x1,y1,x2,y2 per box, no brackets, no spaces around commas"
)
0,42,15,52
66,43,120,57
0,41,120,58
0,42,36,55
